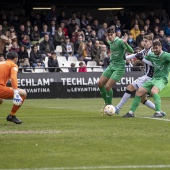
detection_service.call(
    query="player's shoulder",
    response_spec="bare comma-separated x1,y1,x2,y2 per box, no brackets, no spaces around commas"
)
6,60,18,71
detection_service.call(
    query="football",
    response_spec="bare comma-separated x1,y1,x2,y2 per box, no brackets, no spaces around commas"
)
104,105,116,116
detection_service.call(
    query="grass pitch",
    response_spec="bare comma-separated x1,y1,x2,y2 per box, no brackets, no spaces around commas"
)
0,98,170,170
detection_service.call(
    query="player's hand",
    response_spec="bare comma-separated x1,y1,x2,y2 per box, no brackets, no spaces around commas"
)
13,90,23,106
122,33,128,44
135,52,143,60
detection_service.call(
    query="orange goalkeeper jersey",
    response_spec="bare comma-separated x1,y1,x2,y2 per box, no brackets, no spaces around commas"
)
0,59,18,89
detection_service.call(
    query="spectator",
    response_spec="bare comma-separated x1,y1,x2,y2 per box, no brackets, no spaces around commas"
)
57,10,67,25
11,15,21,32
91,19,101,33
71,28,85,43
74,35,84,58
159,9,169,25
97,22,107,42
78,61,87,72
25,20,32,36
20,35,31,49
0,54,5,61
130,24,140,40
9,41,20,53
153,25,159,37
77,42,87,61
30,45,45,67
127,33,136,49
136,29,145,46
48,20,58,37
164,20,170,36
162,35,170,52
144,19,152,32
30,25,40,45
46,4,57,24
17,24,28,44
100,44,108,63
158,29,166,42
60,22,68,36
34,14,43,31
80,14,89,31
84,25,92,41
116,30,122,38
90,30,99,44
61,36,75,59
69,63,77,72
53,26,65,47
40,24,52,41
39,34,55,57
103,51,110,70
68,19,77,38
48,52,62,72
18,45,30,67
115,20,123,32
91,40,102,66
68,12,80,26
0,24,4,36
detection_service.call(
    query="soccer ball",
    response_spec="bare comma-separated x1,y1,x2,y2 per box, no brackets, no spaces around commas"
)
104,105,115,116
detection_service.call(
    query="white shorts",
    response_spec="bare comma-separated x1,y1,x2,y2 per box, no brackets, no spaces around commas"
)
132,75,152,90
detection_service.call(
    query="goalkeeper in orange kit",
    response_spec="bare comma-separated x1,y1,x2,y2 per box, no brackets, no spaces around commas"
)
0,51,27,124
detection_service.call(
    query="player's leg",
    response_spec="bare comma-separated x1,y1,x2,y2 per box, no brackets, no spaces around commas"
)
98,66,113,105
105,78,116,105
122,87,148,117
10,88,27,117
115,84,136,113
141,95,156,110
98,75,109,105
0,87,27,124
150,79,167,117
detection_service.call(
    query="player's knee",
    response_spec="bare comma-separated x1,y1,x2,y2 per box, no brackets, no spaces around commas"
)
126,84,135,92
136,90,143,97
105,84,111,91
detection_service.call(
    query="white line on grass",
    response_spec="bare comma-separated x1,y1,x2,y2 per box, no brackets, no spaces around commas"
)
0,130,60,134
1,164,170,170
138,116,170,122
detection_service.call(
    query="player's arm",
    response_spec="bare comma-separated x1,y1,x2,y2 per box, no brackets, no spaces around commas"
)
165,53,170,62
10,65,23,106
10,65,18,89
122,34,134,54
136,53,153,66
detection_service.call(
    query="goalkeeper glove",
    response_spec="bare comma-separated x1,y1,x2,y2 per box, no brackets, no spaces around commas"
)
13,90,23,106
135,52,143,60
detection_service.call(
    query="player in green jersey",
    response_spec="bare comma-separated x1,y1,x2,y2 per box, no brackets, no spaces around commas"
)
123,40,170,117
98,26,134,114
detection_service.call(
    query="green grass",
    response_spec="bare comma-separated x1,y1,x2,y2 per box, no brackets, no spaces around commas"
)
0,98,170,170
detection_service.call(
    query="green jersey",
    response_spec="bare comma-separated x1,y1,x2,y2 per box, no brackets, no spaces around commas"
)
107,37,134,70
145,51,170,82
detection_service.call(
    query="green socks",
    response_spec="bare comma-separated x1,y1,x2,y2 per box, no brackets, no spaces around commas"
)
130,95,141,112
153,94,161,112
99,87,113,105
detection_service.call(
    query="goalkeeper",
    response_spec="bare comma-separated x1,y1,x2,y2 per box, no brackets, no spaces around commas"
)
0,51,27,124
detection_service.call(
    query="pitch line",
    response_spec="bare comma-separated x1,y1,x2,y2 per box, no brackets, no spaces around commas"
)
0,130,60,134
1,165,170,170
138,116,170,122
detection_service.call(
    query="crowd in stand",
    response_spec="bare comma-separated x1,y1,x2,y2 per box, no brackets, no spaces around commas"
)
0,4,170,73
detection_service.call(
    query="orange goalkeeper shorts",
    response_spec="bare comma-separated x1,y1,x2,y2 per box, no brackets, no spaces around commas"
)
0,86,14,99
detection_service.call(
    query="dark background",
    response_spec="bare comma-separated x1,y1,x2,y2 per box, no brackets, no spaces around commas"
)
0,0,170,14
1,0,170,24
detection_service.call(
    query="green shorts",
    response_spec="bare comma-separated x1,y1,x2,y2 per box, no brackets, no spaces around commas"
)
102,66,125,82
142,78,167,94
